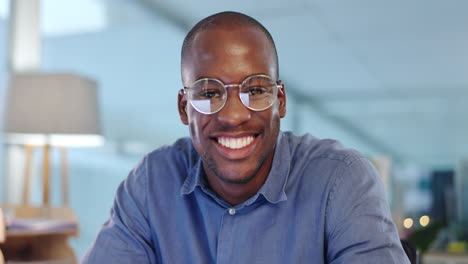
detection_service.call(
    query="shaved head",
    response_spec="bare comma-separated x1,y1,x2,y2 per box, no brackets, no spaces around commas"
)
181,11,279,81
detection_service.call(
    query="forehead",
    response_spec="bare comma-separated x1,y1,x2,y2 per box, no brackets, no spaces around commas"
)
182,26,277,85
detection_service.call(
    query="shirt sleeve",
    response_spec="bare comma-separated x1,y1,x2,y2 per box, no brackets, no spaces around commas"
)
325,157,410,264
81,157,157,264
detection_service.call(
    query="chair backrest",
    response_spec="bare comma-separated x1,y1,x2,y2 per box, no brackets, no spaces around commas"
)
401,239,419,264
0,208,4,264
0,209,4,243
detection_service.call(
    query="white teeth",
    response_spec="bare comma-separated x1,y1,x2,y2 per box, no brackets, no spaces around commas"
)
217,136,254,149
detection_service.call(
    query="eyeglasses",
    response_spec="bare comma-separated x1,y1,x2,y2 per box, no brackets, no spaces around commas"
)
181,74,283,115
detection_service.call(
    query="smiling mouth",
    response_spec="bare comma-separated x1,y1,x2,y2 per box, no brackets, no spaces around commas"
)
216,135,256,149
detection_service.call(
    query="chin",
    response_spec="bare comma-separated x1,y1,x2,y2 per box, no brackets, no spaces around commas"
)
216,170,257,185
206,158,260,185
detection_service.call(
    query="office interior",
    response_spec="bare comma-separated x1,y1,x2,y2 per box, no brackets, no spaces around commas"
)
0,0,467,263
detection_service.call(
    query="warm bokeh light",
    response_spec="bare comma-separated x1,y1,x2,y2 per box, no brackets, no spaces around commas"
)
403,218,414,229
419,215,430,227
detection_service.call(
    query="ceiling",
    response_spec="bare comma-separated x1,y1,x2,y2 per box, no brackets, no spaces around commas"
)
128,0,468,168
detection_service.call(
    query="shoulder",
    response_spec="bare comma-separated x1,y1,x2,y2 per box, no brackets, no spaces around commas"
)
281,131,365,166
145,137,198,166
129,137,199,183
281,131,379,195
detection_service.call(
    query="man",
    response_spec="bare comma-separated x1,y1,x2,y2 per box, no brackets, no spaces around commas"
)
83,11,410,263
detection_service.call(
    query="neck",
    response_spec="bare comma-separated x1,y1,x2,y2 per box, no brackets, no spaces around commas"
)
206,173,266,206
204,154,274,206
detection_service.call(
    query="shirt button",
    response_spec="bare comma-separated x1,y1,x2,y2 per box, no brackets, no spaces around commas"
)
228,208,236,215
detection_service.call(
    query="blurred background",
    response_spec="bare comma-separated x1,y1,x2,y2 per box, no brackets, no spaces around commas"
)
0,0,467,262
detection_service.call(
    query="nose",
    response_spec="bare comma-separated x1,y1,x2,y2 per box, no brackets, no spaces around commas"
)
216,89,251,127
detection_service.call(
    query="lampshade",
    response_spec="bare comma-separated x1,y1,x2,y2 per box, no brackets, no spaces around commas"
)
4,73,103,147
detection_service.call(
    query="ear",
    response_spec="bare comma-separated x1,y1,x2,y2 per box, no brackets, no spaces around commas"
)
178,90,189,125
277,81,286,118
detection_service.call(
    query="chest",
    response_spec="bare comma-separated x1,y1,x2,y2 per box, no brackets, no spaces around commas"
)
149,191,327,264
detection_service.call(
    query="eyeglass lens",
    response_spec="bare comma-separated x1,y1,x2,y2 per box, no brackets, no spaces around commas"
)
188,75,278,114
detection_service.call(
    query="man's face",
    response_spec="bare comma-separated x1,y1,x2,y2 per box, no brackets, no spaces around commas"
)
179,26,286,185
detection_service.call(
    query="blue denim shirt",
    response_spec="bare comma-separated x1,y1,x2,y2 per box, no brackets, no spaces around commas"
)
82,132,410,264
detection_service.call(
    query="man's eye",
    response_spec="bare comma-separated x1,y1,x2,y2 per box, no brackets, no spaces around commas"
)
200,90,221,98
247,87,267,96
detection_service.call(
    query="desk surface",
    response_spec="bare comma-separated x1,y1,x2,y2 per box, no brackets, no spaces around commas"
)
0,206,78,263
6,227,77,237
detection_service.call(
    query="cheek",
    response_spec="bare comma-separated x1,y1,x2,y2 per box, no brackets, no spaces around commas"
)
187,109,208,142
188,122,206,159
265,103,281,126
188,119,201,141
188,121,205,157
188,122,197,138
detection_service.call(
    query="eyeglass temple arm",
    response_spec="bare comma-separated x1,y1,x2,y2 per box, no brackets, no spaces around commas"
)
277,82,284,95
180,87,189,95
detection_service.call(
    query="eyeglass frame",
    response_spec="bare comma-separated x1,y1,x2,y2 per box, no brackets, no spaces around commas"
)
180,74,284,115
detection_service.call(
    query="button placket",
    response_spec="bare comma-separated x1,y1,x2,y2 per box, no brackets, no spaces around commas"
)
216,210,237,264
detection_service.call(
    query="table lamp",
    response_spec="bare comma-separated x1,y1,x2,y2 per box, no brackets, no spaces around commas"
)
3,73,103,207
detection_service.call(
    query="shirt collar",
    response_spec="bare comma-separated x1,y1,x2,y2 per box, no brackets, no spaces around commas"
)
180,157,204,196
255,131,290,204
181,131,291,204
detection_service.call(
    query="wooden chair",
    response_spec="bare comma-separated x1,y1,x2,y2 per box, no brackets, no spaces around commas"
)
0,145,79,263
